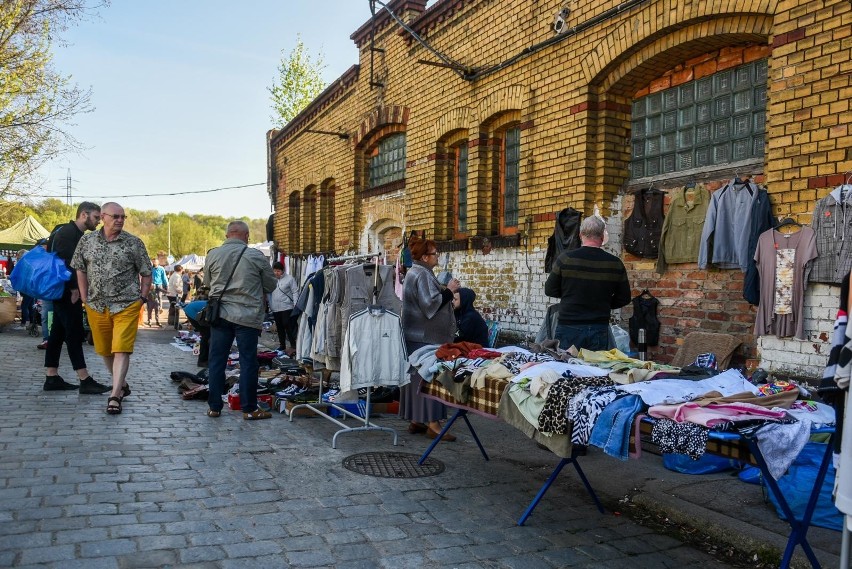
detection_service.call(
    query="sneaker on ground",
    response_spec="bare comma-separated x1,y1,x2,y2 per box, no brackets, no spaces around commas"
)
43,376,79,391
36,340,48,350
79,377,111,395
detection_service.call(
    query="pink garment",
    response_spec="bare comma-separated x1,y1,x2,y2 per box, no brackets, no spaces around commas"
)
648,401,787,427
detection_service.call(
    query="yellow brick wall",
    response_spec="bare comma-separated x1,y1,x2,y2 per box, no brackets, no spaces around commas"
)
268,0,852,371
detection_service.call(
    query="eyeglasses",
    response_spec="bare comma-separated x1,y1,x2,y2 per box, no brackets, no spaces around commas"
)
425,252,439,257
103,213,128,220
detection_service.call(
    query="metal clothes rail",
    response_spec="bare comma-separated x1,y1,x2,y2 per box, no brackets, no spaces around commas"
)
287,254,399,448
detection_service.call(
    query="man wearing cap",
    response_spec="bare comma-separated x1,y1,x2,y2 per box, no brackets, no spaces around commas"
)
72,202,153,414
43,202,110,393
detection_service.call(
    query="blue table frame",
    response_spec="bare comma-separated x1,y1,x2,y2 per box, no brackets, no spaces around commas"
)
718,428,834,569
640,417,834,569
418,407,606,526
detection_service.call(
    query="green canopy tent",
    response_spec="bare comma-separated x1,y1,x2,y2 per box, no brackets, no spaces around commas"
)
0,215,50,251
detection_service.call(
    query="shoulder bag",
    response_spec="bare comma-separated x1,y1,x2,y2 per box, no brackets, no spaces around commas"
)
199,246,247,327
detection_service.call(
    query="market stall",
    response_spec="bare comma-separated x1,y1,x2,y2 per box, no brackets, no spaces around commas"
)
413,341,836,569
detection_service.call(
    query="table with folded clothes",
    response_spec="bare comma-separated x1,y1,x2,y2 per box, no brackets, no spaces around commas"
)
414,340,837,548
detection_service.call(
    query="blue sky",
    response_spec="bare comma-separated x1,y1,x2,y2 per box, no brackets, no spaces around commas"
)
41,1,378,219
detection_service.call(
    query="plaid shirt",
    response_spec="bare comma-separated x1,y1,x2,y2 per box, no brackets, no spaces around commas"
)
810,187,852,284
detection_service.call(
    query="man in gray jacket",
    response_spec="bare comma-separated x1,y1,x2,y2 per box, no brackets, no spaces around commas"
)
204,221,276,420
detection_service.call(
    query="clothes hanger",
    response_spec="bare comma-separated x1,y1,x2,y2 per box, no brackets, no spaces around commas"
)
775,217,803,235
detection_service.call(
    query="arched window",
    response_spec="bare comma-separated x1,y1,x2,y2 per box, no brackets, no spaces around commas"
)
369,132,406,189
303,185,317,253
630,59,768,181
437,130,470,240
288,191,300,253
500,125,521,233
319,178,336,252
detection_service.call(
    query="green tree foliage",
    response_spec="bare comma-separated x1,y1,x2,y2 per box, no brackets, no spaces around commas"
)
0,1,103,200
30,198,74,231
268,35,327,128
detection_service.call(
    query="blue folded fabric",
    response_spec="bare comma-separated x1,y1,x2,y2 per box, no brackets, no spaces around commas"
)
589,394,646,460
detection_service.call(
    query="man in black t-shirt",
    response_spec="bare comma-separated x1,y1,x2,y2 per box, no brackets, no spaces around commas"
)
43,202,111,394
544,216,631,351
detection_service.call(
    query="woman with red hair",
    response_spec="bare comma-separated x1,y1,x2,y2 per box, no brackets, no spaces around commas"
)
400,236,461,440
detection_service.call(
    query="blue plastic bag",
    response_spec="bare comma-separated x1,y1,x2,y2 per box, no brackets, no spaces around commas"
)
738,465,762,485
663,452,740,474
765,442,842,532
9,247,71,300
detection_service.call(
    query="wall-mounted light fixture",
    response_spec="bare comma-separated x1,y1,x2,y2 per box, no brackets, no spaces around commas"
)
305,129,350,140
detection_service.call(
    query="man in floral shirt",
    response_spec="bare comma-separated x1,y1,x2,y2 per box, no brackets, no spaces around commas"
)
72,202,152,415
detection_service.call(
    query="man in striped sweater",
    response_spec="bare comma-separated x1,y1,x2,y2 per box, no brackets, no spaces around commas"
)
544,216,631,352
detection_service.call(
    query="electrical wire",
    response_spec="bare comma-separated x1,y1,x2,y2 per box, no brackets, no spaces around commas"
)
38,182,266,200
372,0,470,79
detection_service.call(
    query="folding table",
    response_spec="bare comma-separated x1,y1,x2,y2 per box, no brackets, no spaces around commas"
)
419,378,605,526
636,416,835,569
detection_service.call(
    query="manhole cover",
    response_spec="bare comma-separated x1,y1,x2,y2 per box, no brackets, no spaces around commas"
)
342,452,444,478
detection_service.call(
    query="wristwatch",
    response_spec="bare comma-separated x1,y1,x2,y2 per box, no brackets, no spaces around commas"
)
140,295,148,302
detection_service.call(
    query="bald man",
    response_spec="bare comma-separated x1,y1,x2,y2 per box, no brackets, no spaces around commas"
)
203,221,276,420
72,202,152,415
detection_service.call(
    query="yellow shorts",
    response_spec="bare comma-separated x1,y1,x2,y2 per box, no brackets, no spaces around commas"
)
85,301,143,356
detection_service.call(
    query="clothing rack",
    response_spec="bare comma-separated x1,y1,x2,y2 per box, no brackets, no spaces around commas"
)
288,254,400,448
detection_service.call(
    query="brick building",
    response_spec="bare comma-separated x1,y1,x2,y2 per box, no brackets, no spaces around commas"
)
267,0,852,378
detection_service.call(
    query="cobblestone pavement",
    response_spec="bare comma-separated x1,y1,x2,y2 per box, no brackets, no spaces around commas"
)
0,322,753,568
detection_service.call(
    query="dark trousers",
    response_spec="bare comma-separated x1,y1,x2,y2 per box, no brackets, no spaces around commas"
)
272,310,297,349
186,316,210,367
44,297,87,371
20,294,34,324
555,323,609,352
208,320,260,413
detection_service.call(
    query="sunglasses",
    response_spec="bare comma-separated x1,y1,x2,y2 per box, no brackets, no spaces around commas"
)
103,213,128,220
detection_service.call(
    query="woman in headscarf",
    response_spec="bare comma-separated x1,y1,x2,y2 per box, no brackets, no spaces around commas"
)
453,287,489,346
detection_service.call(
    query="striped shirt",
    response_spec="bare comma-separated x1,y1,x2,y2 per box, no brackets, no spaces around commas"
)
544,246,631,325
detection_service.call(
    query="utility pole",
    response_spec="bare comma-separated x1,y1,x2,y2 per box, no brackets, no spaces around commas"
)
65,169,72,205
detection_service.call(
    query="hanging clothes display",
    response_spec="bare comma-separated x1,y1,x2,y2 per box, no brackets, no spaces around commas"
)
742,187,775,305
698,178,761,271
308,259,400,373
628,289,660,347
656,185,709,273
623,188,665,258
544,207,582,272
753,226,817,339
809,183,852,284
339,307,409,392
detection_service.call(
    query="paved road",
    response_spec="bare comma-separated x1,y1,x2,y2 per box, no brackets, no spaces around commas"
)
0,323,804,568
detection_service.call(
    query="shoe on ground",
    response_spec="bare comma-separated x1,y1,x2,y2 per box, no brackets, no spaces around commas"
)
79,377,111,395
43,376,79,391
36,340,48,350
243,408,272,420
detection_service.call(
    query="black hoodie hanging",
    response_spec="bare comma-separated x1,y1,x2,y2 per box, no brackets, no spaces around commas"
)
544,207,582,273
628,289,660,347
624,188,665,258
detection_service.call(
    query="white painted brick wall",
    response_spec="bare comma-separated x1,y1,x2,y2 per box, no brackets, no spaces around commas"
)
756,283,839,378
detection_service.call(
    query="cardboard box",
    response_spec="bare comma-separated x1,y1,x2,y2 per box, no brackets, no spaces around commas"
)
282,399,327,417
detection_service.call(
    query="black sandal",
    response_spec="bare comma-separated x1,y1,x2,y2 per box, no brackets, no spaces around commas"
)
106,396,122,415
121,383,131,399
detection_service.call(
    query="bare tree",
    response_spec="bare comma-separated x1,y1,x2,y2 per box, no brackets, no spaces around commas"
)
0,0,106,201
